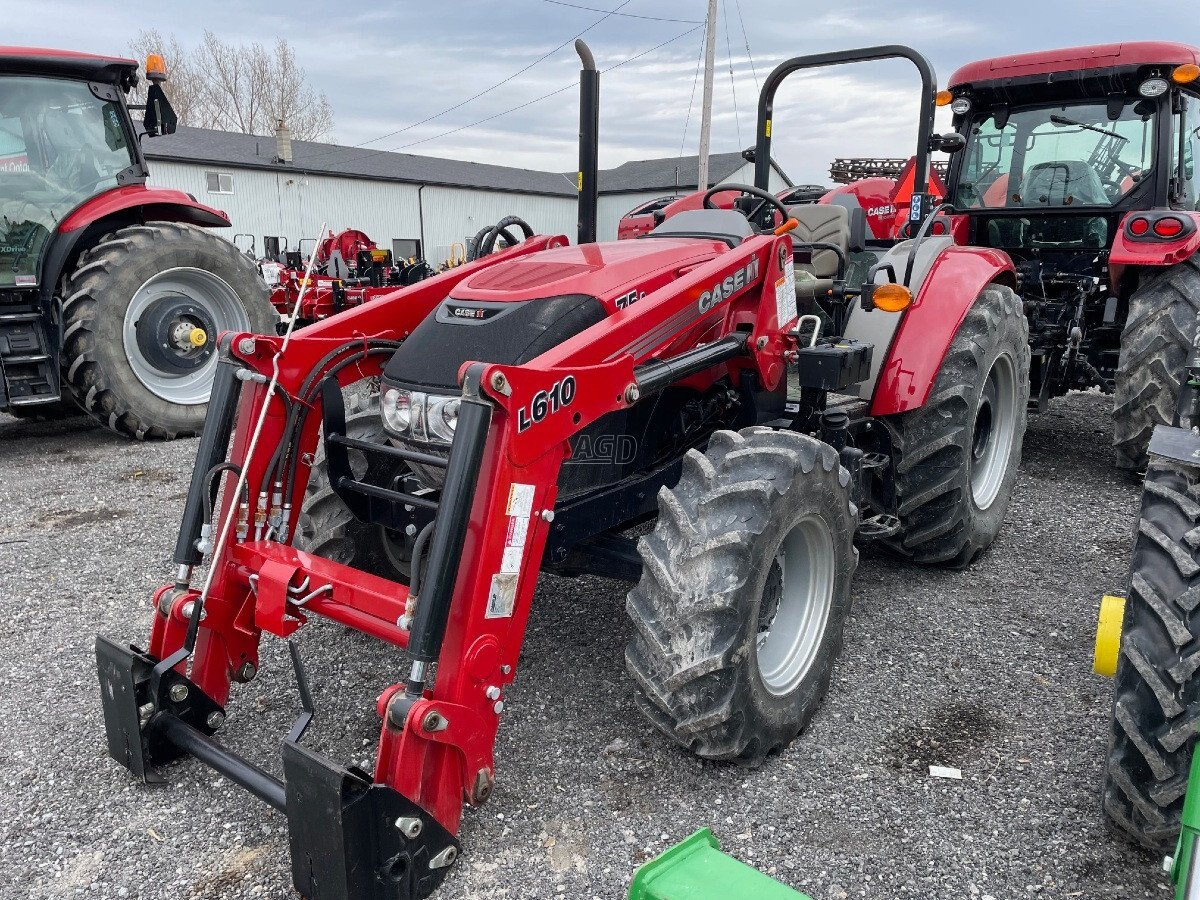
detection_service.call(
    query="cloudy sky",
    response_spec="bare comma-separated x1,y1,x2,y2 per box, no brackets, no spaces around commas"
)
8,1,1200,183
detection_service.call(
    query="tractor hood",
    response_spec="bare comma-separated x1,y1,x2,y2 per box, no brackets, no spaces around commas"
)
383,237,729,394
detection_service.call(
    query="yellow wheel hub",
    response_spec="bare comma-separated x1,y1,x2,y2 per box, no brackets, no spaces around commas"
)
189,327,208,348
1093,594,1126,677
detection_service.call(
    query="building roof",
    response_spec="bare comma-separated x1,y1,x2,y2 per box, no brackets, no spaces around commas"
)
145,127,578,197
949,42,1200,88
597,151,792,193
144,127,791,197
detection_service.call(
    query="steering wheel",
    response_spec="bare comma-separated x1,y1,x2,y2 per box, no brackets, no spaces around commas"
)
703,183,789,233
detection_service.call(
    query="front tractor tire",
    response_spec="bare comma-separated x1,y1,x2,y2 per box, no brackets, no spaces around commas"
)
626,428,858,765
885,284,1030,568
1113,258,1200,473
1103,460,1200,849
61,222,275,440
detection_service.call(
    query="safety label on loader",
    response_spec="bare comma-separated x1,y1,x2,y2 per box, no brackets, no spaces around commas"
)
775,255,797,327
486,573,519,619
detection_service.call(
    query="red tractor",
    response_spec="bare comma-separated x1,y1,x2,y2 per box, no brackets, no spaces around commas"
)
939,42,1200,471
262,222,528,325
96,43,1026,898
0,47,272,438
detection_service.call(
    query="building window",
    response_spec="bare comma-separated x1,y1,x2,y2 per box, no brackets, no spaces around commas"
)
205,172,233,194
393,238,422,261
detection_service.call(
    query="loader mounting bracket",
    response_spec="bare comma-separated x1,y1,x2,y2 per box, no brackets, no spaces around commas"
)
96,635,223,781
284,741,461,900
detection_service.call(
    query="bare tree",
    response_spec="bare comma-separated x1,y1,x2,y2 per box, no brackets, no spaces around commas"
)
129,30,335,141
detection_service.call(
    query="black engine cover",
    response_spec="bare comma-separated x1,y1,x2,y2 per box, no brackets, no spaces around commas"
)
383,294,607,392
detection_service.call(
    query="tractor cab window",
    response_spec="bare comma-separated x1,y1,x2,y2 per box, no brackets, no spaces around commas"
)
0,75,138,288
1172,94,1200,210
956,100,1155,210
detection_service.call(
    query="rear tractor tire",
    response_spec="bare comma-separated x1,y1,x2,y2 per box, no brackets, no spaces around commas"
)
885,283,1029,568
1113,257,1200,472
1103,460,1200,849
626,428,858,765
61,222,275,440
293,385,413,584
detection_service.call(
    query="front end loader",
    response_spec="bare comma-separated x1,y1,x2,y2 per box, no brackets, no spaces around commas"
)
96,42,1027,898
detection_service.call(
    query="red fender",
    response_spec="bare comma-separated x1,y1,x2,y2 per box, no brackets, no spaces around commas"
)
869,245,1016,416
58,184,230,233
1108,211,1200,287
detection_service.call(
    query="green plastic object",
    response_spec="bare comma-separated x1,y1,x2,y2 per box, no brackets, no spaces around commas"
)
628,828,812,900
1173,751,1200,899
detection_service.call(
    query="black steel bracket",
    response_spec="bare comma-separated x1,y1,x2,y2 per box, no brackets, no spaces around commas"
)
96,636,223,781
284,742,461,900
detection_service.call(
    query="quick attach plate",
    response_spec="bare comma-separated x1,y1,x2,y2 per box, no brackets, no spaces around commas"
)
283,741,461,900
95,636,222,782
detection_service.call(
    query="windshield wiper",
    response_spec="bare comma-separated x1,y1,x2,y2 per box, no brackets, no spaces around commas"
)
1049,114,1128,142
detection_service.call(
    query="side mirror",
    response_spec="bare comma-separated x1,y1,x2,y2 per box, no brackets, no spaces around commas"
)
930,132,967,153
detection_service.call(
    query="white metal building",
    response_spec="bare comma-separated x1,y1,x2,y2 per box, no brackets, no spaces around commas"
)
144,128,791,261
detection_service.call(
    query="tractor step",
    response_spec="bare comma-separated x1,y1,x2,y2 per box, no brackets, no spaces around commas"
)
628,829,811,900
0,312,59,409
95,636,461,900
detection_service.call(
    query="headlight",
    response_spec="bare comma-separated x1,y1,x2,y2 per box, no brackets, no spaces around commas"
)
427,397,460,441
382,387,412,432
950,96,972,115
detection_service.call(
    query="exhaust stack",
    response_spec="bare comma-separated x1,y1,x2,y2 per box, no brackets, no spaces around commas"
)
575,40,599,244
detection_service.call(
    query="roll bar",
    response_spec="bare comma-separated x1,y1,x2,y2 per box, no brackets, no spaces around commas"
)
752,45,938,230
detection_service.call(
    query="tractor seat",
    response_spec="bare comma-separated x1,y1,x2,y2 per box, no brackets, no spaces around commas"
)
645,209,754,247
789,204,851,299
1021,161,1109,207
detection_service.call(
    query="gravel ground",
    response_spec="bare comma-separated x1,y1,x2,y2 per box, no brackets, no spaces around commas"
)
0,392,1172,899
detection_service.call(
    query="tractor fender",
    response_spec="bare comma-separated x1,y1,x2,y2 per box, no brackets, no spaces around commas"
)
1109,210,1200,288
57,184,231,233
867,245,1016,416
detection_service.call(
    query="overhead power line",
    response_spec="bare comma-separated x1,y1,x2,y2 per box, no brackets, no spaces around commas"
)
732,0,760,94
542,0,702,23
721,0,741,147
323,23,704,164
301,0,633,162
677,29,706,160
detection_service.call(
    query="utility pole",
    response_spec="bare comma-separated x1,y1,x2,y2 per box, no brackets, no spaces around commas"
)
696,0,718,191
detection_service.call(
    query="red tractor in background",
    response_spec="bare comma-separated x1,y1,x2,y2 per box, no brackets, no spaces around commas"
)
939,42,1200,471
96,42,1028,899
0,47,274,439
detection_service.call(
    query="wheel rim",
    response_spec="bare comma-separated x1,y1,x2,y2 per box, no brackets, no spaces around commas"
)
123,267,250,405
756,515,836,696
970,351,1018,510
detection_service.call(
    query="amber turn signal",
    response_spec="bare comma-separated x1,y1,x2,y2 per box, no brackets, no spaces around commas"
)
873,282,913,312
1173,64,1200,84
935,90,953,107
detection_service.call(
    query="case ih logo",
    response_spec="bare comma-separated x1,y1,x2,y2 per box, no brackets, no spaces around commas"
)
448,305,492,320
697,257,760,314
866,204,895,218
